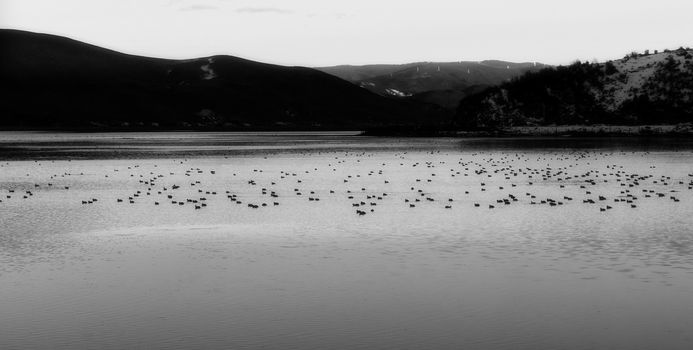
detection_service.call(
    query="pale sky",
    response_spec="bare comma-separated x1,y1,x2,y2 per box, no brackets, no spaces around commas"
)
1,0,692,66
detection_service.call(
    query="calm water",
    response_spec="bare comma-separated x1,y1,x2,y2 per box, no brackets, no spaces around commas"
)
1,132,693,349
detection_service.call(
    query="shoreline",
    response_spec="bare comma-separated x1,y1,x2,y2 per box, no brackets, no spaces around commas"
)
1,124,692,138
362,124,693,137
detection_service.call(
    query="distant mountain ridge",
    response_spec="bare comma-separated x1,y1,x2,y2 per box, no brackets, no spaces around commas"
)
318,61,548,109
455,48,693,129
0,29,445,130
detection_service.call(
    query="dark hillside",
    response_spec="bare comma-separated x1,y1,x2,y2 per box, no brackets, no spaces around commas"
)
455,49,693,130
0,30,445,130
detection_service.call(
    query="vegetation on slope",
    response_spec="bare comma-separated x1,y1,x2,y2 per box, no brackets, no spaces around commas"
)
455,48,693,130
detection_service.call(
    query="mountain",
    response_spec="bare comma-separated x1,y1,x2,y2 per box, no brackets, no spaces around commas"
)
317,64,419,83
318,61,547,109
0,29,446,130
455,48,693,130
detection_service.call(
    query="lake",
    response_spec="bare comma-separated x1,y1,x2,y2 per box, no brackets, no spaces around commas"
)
1,132,692,349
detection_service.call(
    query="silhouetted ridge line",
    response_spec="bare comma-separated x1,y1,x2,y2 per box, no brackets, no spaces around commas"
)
0,29,447,130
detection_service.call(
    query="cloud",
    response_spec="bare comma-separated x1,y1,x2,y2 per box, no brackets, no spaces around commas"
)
180,4,219,11
235,7,292,14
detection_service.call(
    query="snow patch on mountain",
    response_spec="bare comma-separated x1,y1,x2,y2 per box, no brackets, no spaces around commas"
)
385,88,412,97
200,58,218,80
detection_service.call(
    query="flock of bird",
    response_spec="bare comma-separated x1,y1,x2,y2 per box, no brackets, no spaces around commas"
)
1,150,692,217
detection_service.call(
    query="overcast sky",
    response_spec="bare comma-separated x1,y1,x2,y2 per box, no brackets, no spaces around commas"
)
2,0,692,66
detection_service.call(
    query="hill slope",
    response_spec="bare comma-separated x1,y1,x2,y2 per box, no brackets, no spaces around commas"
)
455,49,693,129
317,64,419,83
318,61,547,109
0,30,445,130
